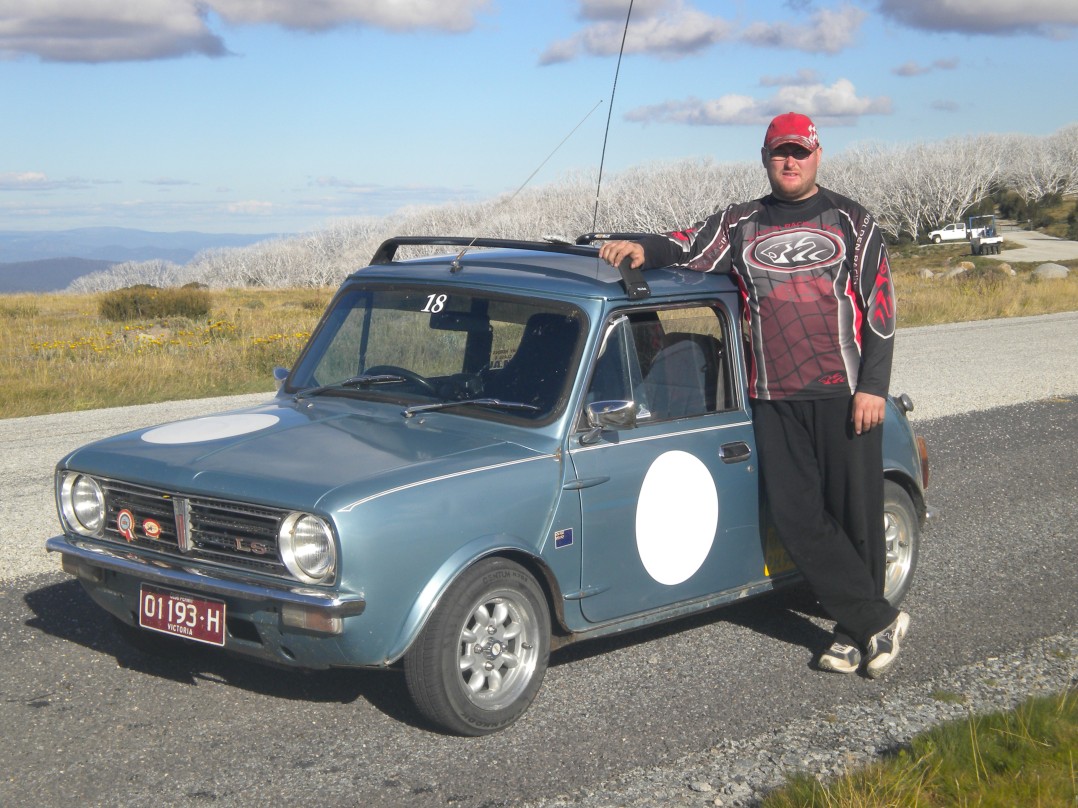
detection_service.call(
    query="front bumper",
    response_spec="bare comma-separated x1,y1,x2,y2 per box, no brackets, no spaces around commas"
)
47,535,367,668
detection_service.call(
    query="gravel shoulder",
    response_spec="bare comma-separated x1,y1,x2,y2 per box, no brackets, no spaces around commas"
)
527,633,1078,807
2,311,1077,583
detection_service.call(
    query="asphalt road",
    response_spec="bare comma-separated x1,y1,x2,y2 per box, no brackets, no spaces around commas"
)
1,313,1077,807
992,227,1078,262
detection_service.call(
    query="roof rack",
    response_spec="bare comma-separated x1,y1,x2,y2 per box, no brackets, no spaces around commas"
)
369,236,597,266
575,232,652,300
369,235,651,300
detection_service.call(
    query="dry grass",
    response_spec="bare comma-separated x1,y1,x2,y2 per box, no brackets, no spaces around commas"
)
889,243,1078,327
2,246,1076,419
762,688,1077,808
0,288,332,418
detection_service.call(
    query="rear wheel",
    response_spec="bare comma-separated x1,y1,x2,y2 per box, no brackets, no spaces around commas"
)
882,480,920,606
404,558,550,735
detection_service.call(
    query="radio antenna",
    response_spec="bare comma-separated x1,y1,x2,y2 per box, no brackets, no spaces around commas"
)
451,99,603,270
591,0,635,232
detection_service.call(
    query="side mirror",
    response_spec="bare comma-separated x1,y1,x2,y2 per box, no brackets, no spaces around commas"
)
273,366,290,391
581,400,637,444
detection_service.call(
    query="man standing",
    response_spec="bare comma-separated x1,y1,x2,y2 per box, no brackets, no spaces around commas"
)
598,112,908,677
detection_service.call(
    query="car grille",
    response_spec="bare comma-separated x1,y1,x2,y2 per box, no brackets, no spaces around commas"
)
100,479,290,578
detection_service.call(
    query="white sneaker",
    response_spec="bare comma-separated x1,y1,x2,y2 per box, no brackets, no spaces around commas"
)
864,612,910,679
817,640,862,674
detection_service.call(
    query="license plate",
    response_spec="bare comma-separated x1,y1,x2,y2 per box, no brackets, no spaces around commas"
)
139,584,226,646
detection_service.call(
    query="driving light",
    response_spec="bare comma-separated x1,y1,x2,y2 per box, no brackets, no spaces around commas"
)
279,513,336,584
60,473,106,536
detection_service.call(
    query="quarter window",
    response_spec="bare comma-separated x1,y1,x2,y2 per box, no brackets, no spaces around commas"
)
585,305,734,422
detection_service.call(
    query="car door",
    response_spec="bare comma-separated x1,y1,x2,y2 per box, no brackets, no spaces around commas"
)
567,303,767,624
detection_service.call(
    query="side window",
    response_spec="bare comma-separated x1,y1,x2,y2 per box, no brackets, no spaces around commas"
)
584,317,640,406
584,305,734,423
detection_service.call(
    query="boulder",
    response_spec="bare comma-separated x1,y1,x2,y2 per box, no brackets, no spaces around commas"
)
943,267,968,280
917,268,935,279
1033,263,1070,280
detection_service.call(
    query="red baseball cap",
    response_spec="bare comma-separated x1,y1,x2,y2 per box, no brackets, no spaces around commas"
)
764,112,820,152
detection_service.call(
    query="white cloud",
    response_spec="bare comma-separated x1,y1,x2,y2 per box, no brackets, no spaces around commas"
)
0,0,228,63
0,0,490,63
577,0,674,22
0,171,96,191
227,200,275,216
740,5,866,54
760,68,822,87
543,2,867,65
210,0,491,33
931,99,961,112
143,177,198,187
0,171,50,190
892,58,958,77
877,0,1078,36
625,78,892,127
540,4,732,64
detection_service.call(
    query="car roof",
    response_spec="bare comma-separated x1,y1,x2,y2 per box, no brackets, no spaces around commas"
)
349,236,738,302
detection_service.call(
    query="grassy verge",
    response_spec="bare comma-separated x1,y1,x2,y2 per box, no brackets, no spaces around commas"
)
762,689,1077,807
890,243,1078,327
1,246,1076,419
0,287,332,419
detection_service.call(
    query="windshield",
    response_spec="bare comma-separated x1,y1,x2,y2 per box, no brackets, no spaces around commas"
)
287,285,587,421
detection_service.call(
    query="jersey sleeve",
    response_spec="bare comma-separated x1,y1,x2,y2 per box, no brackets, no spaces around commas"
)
853,217,896,397
636,209,732,272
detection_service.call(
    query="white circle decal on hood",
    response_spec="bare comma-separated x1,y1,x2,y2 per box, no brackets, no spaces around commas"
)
142,414,280,445
635,450,718,586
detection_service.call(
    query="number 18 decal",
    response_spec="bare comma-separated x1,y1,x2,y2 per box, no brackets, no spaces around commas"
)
422,294,447,313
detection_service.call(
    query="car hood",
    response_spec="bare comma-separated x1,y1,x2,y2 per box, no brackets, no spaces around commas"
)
60,399,553,512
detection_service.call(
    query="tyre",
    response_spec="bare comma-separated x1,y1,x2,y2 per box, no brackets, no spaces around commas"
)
404,558,550,735
882,480,920,606
932,235,941,244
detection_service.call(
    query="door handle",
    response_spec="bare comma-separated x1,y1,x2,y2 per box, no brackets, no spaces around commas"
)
719,441,752,464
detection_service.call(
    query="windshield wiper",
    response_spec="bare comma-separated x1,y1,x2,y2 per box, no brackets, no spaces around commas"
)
295,373,406,400
401,398,541,418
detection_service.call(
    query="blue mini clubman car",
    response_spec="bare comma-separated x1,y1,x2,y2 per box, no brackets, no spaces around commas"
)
47,236,929,735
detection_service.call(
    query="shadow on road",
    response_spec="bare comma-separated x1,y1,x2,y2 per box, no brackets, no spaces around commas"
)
549,582,832,668
21,578,427,730
20,576,835,734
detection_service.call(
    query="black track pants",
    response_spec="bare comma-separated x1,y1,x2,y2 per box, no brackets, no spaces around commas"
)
752,397,898,646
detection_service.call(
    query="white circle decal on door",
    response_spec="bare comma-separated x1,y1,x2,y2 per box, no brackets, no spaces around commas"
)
635,450,718,586
142,414,280,445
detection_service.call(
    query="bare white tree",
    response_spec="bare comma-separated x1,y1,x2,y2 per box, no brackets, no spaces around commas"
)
63,126,1073,292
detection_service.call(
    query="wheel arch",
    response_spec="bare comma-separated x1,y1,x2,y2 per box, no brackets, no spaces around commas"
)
884,469,927,526
384,539,569,665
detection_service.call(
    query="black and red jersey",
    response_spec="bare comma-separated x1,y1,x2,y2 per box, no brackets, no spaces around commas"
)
637,186,896,401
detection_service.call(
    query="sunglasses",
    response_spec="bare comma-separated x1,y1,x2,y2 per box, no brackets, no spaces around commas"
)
767,146,815,162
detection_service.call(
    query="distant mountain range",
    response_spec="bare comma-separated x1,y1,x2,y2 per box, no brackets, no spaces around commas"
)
0,227,286,292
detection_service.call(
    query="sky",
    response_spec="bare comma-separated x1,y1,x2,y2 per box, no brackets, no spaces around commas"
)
1,0,1076,235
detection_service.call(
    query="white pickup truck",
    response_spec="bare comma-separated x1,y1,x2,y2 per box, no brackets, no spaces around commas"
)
928,222,970,243
928,218,1003,254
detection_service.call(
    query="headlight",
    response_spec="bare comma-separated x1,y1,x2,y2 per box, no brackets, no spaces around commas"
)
60,473,106,536
279,513,336,584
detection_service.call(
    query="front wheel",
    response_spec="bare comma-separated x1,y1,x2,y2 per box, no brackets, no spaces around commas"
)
882,480,920,606
404,558,550,735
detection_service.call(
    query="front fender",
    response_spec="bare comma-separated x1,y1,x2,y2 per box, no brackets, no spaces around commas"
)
383,535,550,664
